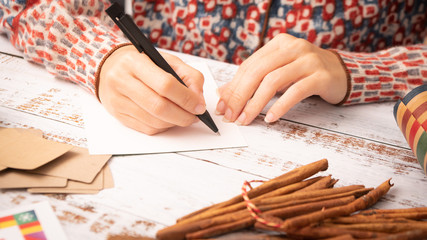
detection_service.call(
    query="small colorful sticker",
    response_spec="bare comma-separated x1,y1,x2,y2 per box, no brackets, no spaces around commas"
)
0,210,47,240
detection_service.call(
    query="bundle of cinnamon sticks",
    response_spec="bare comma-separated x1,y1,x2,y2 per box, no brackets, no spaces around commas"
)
156,159,427,240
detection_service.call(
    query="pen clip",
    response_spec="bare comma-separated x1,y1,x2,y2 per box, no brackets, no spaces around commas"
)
106,2,143,52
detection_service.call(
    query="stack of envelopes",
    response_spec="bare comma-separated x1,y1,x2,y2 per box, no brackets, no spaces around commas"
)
0,127,113,194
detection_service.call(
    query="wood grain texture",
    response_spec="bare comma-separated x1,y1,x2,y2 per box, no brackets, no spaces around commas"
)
0,43,425,240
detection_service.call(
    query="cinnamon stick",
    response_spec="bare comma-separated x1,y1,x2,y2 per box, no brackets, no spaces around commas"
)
157,195,355,240
286,226,389,238
256,185,369,206
323,235,355,240
254,196,354,232
199,234,291,240
255,176,324,200
263,195,355,219
248,158,329,198
177,159,329,223
293,175,337,193
179,185,369,227
365,212,427,220
257,188,369,211
372,229,427,240
358,207,427,215
355,207,427,220
156,208,250,240
327,215,419,224
185,217,255,239
328,222,427,233
187,196,356,239
280,179,393,231
158,185,372,240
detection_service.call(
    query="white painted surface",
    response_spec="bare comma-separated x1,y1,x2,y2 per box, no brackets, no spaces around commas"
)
0,37,425,239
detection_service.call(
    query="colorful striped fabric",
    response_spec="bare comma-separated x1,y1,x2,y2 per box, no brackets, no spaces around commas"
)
394,85,427,175
0,210,47,240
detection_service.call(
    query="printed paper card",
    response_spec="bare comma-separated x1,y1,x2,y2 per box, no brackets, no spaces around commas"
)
0,202,67,240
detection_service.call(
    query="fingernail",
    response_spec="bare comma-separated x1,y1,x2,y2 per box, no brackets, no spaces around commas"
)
265,112,275,123
236,112,246,125
195,104,206,114
216,100,225,115
223,108,233,122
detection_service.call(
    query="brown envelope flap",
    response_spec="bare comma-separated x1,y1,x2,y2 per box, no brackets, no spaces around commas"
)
31,146,111,183
0,170,67,189
0,128,72,170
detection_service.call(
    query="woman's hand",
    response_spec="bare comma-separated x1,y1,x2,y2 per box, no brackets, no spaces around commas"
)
98,45,206,135
216,33,348,125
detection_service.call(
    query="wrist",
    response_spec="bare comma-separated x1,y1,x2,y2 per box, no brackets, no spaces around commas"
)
94,43,133,102
328,50,351,106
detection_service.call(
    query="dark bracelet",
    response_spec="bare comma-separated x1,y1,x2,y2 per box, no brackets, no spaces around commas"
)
328,49,351,106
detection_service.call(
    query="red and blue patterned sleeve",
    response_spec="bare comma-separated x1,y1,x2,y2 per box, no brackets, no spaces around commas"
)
335,44,427,105
0,0,128,95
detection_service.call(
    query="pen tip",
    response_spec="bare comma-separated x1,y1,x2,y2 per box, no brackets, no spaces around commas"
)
216,131,221,136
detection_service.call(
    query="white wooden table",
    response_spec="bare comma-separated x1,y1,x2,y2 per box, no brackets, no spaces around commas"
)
1,35,426,239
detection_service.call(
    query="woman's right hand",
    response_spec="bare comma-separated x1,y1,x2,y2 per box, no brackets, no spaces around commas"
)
215,34,348,125
98,45,207,135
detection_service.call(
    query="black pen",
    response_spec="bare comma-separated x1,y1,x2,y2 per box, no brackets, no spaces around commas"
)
106,2,219,135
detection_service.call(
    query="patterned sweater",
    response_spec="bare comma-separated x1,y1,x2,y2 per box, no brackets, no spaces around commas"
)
1,0,426,105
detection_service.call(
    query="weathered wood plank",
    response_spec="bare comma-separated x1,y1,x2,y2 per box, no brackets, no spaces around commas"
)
0,53,85,128
1,42,426,240
180,115,426,209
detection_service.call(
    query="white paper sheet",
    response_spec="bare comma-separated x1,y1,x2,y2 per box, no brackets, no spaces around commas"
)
0,201,67,240
83,62,247,155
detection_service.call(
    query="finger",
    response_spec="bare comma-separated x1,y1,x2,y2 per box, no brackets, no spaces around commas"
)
115,94,175,130
235,58,309,125
215,82,231,114
219,34,300,104
163,53,205,97
217,35,308,121
121,74,198,127
116,112,168,135
264,75,318,123
131,55,206,115
221,48,301,122
237,34,299,70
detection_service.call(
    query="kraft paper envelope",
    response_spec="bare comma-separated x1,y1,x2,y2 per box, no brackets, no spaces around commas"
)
27,171,103,193
13,127,44,137
0,127,44,138
28,165,113,194
0,128,72,170
0,128,43,171
28,189,100,194
0,170,67,189
31,146,112,183
0,127,113,193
